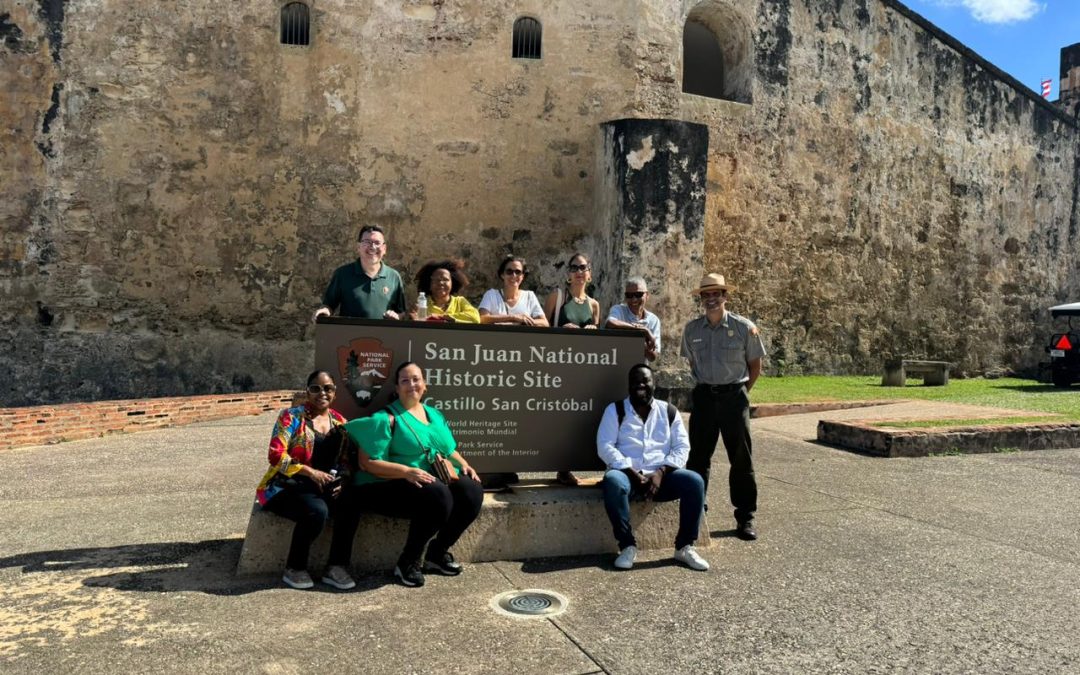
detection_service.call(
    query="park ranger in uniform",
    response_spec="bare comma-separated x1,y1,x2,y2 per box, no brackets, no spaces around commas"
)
680,272,766,541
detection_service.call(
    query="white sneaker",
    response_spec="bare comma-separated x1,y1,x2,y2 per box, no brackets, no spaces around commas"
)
282,568,314,589
674,545,710,571
321,565,356,590
613,545,638,570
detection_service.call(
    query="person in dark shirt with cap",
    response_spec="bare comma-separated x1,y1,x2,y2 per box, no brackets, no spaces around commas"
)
680,272,766,541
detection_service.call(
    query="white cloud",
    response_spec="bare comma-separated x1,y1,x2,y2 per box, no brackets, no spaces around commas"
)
954,0,1044,24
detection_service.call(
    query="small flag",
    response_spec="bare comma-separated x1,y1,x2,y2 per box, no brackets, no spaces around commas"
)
1041,79,1052,99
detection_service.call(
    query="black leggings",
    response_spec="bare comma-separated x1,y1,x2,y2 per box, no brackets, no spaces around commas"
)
263,487,356,571
337,477,484,564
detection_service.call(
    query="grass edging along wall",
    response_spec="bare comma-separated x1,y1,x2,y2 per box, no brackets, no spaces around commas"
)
0,391,296,451
818,420,1080,458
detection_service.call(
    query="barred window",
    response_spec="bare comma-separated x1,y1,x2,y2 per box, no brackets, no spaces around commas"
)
281,2,310,46
512,17,541,60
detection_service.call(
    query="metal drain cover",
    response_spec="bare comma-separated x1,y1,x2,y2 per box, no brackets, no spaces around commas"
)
490,589,569,618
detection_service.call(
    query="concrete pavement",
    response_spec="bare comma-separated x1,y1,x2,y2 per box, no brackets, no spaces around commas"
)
2,402,1079,673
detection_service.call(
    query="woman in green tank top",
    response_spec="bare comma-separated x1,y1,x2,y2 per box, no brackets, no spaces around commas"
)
545,252,601,329
543,253,602,486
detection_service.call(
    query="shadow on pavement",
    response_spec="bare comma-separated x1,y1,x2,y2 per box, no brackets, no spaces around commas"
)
708,529,740,539
516,553,704,574
0,539,394,596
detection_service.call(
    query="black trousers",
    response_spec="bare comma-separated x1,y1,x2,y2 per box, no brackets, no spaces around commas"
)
687,383,757,524
337,476,484,564
263,485,358,571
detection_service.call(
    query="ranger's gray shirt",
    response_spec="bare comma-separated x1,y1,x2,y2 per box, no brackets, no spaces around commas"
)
680,312,766,385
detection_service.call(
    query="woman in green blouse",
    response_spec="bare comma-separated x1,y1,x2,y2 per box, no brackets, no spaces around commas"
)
341,362,483,587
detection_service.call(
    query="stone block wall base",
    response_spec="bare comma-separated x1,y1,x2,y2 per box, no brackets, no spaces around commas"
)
818,420,1080,457
236,482,711,575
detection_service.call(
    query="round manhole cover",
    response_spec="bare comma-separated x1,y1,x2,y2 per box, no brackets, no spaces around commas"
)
490,589,568,618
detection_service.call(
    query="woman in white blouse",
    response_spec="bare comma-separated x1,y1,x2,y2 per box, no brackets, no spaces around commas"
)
478,255,550,327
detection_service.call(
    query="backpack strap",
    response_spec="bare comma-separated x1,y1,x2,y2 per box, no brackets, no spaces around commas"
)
617,399,677,427
617,399,677,425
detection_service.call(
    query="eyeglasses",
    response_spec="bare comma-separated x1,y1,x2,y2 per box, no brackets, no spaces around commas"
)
624,292,645,299
307,384,337,395
700,290,727,299
503,269,525,276
568,264,590,273
359,239,385,249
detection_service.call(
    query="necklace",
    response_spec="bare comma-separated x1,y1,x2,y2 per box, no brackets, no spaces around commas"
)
571,294,587,305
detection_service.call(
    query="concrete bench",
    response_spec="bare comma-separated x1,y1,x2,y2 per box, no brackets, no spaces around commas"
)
236,481,711,575
882,359,950,387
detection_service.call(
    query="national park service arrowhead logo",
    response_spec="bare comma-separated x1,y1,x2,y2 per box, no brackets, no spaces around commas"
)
337,338,392,409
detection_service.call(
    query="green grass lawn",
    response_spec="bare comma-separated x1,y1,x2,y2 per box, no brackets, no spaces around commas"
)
752,376,1080,420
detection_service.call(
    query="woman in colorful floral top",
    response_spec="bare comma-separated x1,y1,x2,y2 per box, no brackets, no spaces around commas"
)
256,370,358,591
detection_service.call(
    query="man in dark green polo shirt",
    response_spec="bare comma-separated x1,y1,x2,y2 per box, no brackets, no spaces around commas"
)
312,225,407,321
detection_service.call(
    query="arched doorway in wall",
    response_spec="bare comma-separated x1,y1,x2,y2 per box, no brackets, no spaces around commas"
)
682,1,753,104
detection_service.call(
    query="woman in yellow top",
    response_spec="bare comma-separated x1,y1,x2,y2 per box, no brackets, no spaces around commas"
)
409,259,481,323
340,362,483,587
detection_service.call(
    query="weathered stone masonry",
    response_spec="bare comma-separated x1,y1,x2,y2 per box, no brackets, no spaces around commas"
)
1,0,1077,405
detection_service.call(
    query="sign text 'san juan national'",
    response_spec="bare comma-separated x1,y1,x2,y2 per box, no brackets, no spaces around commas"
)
316,318,644,472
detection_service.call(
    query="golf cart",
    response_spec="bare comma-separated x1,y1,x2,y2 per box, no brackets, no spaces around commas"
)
1048,302,1080,388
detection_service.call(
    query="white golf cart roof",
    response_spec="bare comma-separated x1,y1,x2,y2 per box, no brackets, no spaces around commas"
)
1050,302,1080,317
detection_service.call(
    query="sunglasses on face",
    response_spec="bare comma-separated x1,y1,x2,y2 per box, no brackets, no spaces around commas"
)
503,269,525,276
700,290,727,299
625,292,645,299
307,384,337,394
568,264,590,273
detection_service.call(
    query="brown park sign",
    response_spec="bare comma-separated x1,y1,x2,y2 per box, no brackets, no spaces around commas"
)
315,318,647,472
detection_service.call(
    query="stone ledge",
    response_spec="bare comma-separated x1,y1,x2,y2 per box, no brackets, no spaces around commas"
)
751,400,899,419
236,481,711,575
817,420,1080,458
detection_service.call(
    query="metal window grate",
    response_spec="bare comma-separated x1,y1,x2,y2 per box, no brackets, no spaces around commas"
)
512,17,541,60
281,2,310,46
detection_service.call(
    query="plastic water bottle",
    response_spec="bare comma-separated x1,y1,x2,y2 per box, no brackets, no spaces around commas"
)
417,292,428,320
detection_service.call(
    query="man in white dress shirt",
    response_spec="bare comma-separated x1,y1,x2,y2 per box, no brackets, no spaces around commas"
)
595,364,709,571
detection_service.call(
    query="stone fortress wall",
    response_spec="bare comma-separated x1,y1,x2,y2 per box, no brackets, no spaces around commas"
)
1,0,1077,406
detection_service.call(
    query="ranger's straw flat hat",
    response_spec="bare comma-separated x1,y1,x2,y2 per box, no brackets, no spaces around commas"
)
692,272,736,295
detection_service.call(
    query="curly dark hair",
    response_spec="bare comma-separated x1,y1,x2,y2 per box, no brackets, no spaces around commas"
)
416,259,469,295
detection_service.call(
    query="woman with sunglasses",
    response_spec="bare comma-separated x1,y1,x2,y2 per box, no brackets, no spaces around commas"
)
478,255,550,326
542,252,602,486
255,370,358,591
545,252,601,329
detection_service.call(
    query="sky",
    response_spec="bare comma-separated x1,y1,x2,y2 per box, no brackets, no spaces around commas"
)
904,0,1080,99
